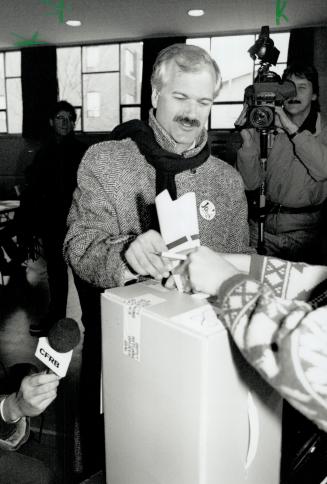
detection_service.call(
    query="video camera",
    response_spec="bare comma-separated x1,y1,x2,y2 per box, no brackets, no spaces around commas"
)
235,26,296,130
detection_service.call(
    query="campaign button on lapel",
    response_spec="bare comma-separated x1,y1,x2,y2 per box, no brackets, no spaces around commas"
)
199,200,216,220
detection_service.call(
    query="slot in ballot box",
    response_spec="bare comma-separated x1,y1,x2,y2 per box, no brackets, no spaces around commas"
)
101,280,282,484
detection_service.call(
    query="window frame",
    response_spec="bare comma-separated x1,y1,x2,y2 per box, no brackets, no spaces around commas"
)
0,50,22,135
57,41,143,134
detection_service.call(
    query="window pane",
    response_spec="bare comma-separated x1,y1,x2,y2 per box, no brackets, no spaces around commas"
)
0,54,5,110
75,107,82,131
187,38,211,54
211,104,243,129
211,35,254,102
120,43,143,104
270,33,290,64
122,107,140,123
5,51,21,77
0,111,6,133
6,78,22,133
83,73,119,131
57,47,82,106
82,45,119,73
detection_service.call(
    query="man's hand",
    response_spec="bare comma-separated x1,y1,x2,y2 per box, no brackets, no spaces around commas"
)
235,103,257,148
125,230,171,280
275,106,298,135
240,128,257,148
3,372,60,422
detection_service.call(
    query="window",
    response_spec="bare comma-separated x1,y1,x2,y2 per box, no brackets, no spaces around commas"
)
57,42,143,132
0,51,22,134
0,34,289,135
187,32,290,129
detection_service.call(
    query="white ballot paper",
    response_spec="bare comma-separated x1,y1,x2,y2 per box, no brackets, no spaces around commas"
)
155,189,200,253
155,189,200,292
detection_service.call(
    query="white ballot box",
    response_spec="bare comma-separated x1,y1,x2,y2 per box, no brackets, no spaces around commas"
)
101,280,282,484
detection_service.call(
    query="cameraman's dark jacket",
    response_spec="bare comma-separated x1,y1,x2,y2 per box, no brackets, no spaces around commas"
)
237,112,327,234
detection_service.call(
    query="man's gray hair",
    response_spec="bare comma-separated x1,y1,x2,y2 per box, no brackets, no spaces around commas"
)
151,43,222,98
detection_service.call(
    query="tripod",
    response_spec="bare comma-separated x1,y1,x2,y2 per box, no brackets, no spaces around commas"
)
257,128,269,255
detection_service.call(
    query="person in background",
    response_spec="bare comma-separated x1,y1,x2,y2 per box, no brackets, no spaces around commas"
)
20,101,87,337
237,62,327,263
64,43,253,478
0,369,59,484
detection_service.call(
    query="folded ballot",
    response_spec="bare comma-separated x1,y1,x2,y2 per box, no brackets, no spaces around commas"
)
155,189,200,254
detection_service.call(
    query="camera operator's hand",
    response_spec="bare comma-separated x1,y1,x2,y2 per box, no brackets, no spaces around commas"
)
275,106,298,135
240,128,257,148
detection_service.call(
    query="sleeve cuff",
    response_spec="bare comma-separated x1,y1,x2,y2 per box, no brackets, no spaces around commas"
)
219,273,252,302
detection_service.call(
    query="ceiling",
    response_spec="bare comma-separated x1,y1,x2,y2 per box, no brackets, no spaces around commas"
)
1,0,327,49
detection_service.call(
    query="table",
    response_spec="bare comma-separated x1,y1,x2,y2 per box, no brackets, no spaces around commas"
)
0,200,20,222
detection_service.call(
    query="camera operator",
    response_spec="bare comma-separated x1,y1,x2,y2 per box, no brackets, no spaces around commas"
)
237,62,327,263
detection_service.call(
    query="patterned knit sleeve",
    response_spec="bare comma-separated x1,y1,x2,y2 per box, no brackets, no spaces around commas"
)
219,274,327,432
64,143,136,288
249,254,327,300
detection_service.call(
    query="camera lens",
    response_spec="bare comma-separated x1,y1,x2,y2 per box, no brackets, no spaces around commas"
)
249,107,274,129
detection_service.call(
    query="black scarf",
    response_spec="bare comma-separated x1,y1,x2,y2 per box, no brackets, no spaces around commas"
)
110,119,209,200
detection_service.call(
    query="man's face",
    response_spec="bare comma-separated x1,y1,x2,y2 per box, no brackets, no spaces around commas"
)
50,110,75,137
284,74,317,117
152,61,216,154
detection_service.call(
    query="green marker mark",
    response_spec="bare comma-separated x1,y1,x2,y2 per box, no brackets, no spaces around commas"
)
11,31,49,47
41,0,70,24
276,0,288,25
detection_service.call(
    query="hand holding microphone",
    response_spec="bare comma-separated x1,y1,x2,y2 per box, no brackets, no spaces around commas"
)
0,319,80,424
2,372,60,422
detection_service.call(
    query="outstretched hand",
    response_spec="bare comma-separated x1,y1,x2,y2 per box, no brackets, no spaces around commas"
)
165,247,239,296
187,247,239,295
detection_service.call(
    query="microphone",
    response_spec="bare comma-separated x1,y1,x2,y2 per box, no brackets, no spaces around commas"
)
35,318,81,377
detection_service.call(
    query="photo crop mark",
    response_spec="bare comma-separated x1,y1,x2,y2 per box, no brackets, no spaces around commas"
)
11,0,72,46
11,31,49,47
276,0,288,25
41,0,72,24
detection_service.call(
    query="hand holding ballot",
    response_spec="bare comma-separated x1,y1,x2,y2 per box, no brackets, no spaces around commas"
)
125,189,201,285
125,229,171,280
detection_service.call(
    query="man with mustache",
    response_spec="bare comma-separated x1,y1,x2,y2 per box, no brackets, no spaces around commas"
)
64,43,252,478
237,62,327,263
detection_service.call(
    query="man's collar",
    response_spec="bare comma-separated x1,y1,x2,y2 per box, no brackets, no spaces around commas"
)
148,109,208,158
298,105,318,134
